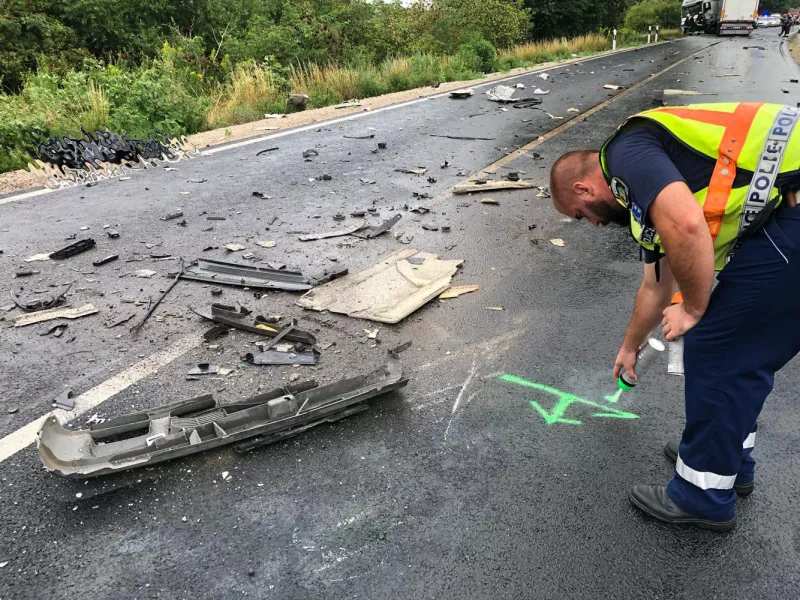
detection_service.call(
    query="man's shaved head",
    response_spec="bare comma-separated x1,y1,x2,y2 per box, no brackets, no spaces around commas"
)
548,149,627,226
550,150,598,207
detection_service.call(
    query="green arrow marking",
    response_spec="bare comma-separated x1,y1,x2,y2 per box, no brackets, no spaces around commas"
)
500,374,639,426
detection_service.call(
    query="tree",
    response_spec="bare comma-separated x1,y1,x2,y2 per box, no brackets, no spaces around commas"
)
624,0,681,31
0,0,83,91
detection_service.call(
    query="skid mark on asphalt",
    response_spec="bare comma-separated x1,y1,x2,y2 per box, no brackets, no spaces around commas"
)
0,332,202,464
443,358,478,441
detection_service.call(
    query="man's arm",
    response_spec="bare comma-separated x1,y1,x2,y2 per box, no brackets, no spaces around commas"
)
649,180,715,338
613,260,675,381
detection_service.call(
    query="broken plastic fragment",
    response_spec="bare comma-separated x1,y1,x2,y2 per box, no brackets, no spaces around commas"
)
135,269,156,278
224,244,246,252
255,241,276,248
550,238,565,247
439,285,480,299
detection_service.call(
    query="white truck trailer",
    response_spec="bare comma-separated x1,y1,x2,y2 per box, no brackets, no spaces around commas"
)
682,0,759,35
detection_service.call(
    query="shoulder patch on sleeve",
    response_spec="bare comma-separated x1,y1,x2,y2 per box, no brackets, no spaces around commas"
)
610,176,631,208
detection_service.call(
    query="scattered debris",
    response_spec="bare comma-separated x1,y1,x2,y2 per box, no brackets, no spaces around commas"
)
107,230,120,239
298,221,366,242
161,211,184,221
182,259,312,292
207,216,226,221
782,87,790,94
50,239,96,260
13,304,97,327
11,284,71,313
333,213,346,221
188,178,207,183
205,304,316,344
297,249,463,324
14,269,39,278
106,313,135,328
203,324,228,342
351,214,402,239
224,244,246,252
264,113,287,119
441,161,449,168
388,341,412,358
247,349,319,366
302,149,319,159
25,253,51,262
550,238,565,247
333,100,362,109
255,147,279,156
288,93,309,108
364,328,380,339
480,198,499,205
429,134,495,141
344,134,375,140
92,254,119,267
421,224,439,231
452,180,535,194
539,73,550,80
36,366,408,476
131,263,184,334
546,113,564,120
536,186,551,198
449,89,474,99
360,178,376,185
485,306,504,311
378,142,387,149
135,269,156,278
40,323,68,337
395,167,428,175
515,83,525,89
53,390,75,411
506,172,520,182
188,364,220,376
7,407,18,414
532,88,549,94
255,241,276,249
439,285,480,299
567,108,580,113
603,84,623,90
486,85,518,103
252,191,271,199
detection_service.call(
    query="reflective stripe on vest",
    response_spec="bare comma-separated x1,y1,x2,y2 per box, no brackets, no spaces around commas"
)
600,103,800,271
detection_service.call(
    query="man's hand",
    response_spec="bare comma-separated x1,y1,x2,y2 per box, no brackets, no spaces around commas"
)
661,303,701,341
613,345,639,382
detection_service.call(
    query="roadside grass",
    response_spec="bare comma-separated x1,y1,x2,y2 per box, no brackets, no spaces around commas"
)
0,30,680,173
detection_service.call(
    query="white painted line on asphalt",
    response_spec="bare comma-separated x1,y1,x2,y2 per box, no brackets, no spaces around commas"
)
0,187,51,206
0,332,202,464
0,42,677,206
201,97,431,155
203,42,675,156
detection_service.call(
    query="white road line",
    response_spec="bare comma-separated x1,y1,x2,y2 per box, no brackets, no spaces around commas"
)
0,41,676,205
202,42,672,156
0,332,202,464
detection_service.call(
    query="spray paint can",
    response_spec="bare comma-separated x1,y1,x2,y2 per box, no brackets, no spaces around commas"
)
668,337,685,376
618,338,666,390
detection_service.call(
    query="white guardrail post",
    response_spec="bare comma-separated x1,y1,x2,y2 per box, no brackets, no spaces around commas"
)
648,25,652,43
655,25,659,42
613,28,617,51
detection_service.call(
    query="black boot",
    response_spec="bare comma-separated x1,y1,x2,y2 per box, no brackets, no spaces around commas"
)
663,441,754,497
629,485,736,532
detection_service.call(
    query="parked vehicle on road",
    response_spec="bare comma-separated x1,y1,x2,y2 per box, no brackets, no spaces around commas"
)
682,0,758,35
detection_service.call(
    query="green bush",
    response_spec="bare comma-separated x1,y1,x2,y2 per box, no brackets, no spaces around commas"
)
458,40,499,73
624,0,682,32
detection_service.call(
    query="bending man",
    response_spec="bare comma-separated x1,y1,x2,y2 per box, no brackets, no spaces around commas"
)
549,102,800,532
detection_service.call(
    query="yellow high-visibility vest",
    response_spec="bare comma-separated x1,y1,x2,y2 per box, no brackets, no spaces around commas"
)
600,102,800,270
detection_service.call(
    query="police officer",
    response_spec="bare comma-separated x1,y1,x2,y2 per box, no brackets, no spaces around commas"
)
549,102,800,532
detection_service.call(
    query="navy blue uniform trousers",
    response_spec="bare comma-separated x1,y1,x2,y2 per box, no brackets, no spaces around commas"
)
667,204,800,522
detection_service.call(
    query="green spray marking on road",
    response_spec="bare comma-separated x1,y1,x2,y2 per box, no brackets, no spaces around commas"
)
604,389,623,403
499,374,638,426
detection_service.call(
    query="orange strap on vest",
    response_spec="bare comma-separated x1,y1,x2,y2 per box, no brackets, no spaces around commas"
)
649,103,764,240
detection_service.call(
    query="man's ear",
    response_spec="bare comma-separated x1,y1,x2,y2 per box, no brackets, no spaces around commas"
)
572,181,591,196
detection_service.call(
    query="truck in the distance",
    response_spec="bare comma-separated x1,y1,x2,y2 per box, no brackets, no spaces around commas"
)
682,0,759,35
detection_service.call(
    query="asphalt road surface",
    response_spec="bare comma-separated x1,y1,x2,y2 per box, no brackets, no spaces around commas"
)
2,33,800,600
